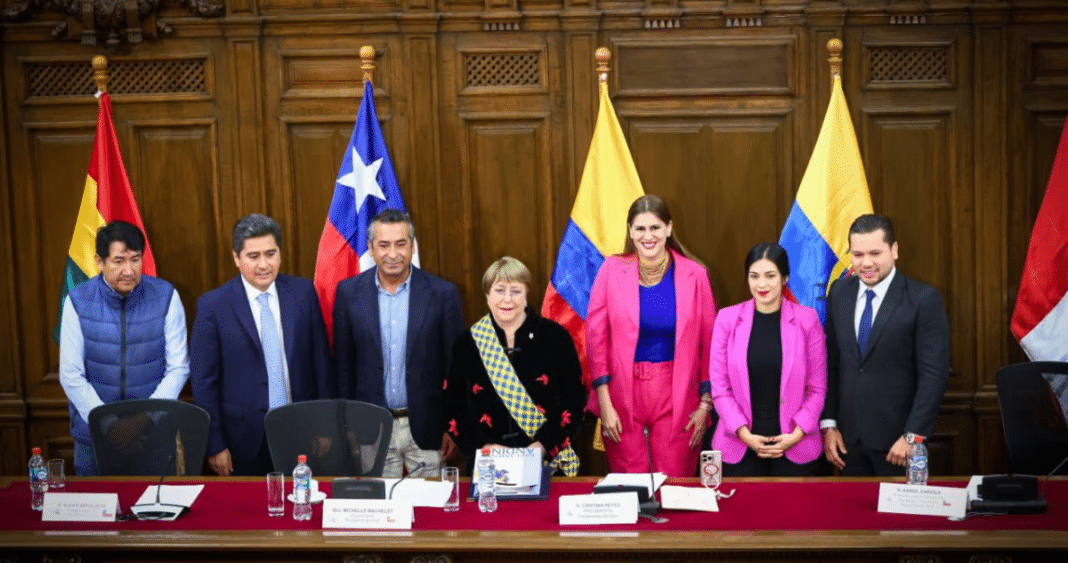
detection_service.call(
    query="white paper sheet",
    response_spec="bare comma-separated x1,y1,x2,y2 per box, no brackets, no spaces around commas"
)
134,484,204,508
380,478,453,507
659,485,719,512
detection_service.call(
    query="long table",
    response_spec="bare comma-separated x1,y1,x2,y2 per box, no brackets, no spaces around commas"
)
2,476,1066,562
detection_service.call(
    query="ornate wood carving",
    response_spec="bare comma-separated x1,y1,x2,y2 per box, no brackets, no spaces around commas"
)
1,0,223,46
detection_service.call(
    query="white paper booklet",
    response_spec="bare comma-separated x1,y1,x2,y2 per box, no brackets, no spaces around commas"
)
473,446,543,496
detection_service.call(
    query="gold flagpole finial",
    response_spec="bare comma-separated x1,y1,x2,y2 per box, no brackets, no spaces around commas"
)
595,47,611,84
360,46,376,84
827,38,843,83
92,55,109,95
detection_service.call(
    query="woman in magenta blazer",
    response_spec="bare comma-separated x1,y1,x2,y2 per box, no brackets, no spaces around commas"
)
709,242,826,476
587,195,717,477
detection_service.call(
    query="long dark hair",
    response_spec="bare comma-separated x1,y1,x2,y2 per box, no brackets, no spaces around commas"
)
621,195,686,257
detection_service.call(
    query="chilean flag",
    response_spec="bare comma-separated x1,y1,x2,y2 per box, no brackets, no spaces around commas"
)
1011,116,1068,363
314,80,419,343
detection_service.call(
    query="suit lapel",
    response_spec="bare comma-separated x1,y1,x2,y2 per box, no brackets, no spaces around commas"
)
362,271,384,357
780,299,797,395
228,277,262,354
674,260,695,350
862,273,905,360
618,257,640,332
733,300,754,414
840,276,860,354
405,268,428,361
276,276,297,364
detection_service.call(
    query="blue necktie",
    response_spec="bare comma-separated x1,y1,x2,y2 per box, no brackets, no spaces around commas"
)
258,293,287,409
857,289,876,354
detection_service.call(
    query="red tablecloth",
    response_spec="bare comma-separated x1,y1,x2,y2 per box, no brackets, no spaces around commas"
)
2,479,1065,532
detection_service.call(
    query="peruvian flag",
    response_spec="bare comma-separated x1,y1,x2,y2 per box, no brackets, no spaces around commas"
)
1011,116,1068,362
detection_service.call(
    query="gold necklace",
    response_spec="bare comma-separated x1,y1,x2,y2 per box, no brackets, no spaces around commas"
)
638,253,670,286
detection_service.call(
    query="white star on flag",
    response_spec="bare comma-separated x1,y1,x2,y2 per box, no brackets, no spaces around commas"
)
336,147,386,207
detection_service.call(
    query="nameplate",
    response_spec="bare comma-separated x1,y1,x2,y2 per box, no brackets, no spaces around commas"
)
41,492,119,522
877,483,967,519
322,499,413,530
559,492,638,525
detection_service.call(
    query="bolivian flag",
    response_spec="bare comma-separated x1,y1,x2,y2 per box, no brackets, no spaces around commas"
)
53,92,156,343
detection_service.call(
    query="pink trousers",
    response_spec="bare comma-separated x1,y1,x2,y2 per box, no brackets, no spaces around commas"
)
603,361,699,477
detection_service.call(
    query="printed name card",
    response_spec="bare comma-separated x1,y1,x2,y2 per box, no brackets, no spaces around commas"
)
877,483,967,519
41,492,119,522
322,499,413,530
559,492,638,525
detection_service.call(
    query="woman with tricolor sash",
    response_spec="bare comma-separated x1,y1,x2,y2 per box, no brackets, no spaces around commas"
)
443,257,585,475
587,195,717,477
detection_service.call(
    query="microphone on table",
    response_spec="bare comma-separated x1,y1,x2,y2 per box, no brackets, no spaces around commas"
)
130,454,186,521
389,462,426,500
640,427,661,519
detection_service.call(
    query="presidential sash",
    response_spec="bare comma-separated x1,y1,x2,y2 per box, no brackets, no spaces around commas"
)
470,315,579,476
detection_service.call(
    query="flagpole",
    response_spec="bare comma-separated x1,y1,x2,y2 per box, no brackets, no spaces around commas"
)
361,45,375,85
828,38,842,84
92,55,109,96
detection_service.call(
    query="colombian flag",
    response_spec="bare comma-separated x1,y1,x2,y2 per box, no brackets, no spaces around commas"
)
53,92,156,343
541,80,645,385
778,75,873,324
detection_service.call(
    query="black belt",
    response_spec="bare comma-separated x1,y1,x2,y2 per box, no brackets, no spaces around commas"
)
391,408,409,418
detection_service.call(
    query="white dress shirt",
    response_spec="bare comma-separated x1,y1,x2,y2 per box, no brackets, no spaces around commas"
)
240,277,292,405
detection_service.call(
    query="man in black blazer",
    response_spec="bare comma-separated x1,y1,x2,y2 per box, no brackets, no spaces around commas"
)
191,214,333,476
333,209,463,477
821,214,949,476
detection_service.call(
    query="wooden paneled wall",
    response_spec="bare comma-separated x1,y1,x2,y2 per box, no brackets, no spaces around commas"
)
2,0,1066,476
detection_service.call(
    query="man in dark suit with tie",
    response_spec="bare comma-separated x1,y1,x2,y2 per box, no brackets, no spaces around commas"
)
821,214,949,476
191,214,333,476
333,209,463,477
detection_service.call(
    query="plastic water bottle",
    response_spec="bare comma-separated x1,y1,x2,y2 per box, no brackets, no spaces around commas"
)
29,447,47,511
476,450,497,513
906,433,928,486
292,455,312,521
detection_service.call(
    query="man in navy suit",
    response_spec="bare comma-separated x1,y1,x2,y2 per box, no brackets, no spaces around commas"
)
191,214,333,476
334,209,463,477
821,214,949,476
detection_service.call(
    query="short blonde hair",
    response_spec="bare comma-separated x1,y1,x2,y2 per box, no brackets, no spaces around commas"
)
481,256,532,295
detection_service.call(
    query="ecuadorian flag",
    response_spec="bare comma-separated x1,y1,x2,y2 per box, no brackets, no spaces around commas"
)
779,75,873,324
541,80,645,385
54,92,156,342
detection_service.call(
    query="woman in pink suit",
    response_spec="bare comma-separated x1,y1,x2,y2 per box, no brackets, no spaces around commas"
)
710,242,826,476
587,195,717,477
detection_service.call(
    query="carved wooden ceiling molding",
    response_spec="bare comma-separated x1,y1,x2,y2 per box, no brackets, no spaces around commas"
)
1,0,224,47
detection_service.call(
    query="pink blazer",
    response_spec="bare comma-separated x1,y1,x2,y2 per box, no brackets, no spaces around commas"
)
709,298,827,465
586,250,717,433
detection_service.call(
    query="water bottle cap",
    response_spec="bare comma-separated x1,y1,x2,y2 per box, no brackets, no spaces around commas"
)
32,447,41,455
297,455,307,463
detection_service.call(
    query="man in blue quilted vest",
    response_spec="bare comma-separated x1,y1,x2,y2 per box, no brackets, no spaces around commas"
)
58,221,190,476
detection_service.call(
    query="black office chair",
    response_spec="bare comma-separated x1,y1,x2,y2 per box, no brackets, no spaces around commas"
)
264,399,393,476
996,361,1068,476
88,398,210,476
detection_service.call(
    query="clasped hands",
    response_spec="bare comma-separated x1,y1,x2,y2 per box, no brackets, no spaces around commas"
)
738,425,804,458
